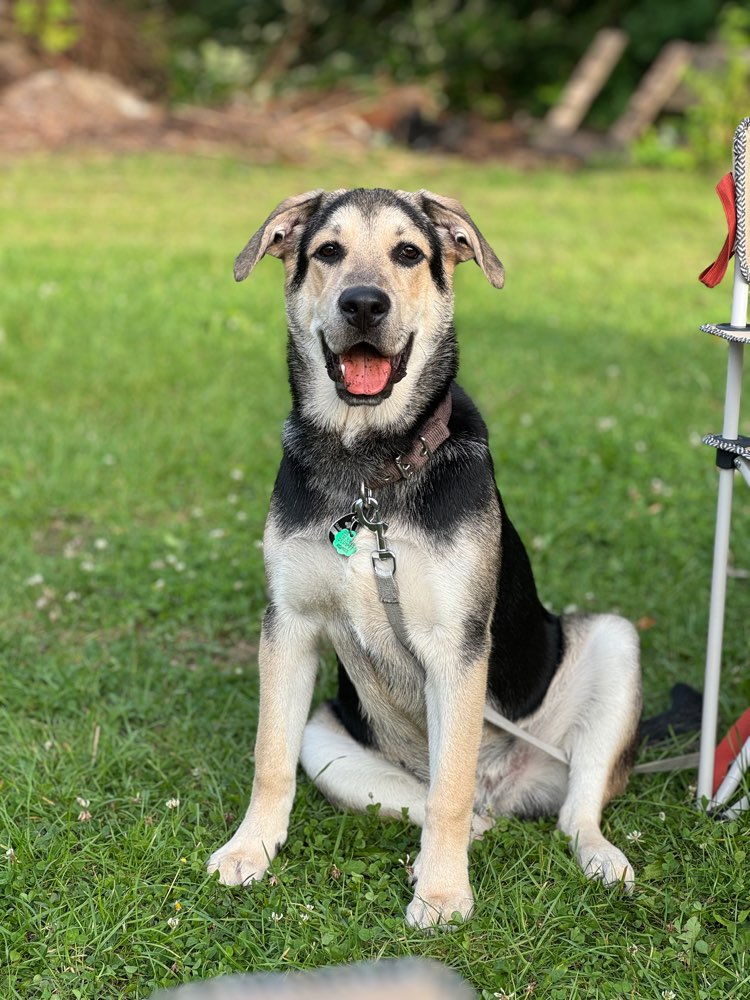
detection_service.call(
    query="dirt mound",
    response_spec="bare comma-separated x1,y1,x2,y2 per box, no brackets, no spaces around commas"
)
0,65,545,166
0,66,161,152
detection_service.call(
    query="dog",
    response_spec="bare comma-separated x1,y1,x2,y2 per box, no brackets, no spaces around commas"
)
207,188,642,928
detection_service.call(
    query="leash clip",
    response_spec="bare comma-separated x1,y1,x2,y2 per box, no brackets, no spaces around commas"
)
352,484,397,572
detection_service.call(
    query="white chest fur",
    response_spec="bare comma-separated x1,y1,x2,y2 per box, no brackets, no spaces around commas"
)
263,512,493,664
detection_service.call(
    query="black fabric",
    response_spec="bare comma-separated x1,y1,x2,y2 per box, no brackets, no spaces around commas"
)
639,683,703,744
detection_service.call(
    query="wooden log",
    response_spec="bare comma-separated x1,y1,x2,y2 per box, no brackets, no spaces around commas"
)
609,40,693,144
544,28,628,136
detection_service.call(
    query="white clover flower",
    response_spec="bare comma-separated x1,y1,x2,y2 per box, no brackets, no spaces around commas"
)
209,528,226,540
76,797,90,808
230,469,244,481
165,798,180,810
168,916,180,929
80,560,95,573
78,810,92,822
626,830,643,843
270,911,283,922
94,538,108,551
25,573,44,587
64,591,81,603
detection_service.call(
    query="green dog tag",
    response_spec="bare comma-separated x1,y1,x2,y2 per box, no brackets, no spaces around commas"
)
332,528,357,557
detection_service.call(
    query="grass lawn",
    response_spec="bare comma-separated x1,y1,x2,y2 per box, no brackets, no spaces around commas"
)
0,150,748,1000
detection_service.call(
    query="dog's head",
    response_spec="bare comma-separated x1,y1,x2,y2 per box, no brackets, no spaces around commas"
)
235,188,504,435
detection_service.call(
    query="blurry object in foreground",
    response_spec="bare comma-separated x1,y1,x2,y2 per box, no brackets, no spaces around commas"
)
152,958,476,1000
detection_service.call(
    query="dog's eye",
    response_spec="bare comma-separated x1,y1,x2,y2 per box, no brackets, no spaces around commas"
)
314,242,342,262
395,243,424,266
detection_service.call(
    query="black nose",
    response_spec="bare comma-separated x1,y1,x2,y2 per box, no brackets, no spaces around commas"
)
338,285,391,330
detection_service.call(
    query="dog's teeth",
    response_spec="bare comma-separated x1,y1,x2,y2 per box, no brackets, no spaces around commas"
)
340,363,346,377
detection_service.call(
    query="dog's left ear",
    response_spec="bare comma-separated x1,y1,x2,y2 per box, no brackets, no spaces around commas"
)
419,190,505,289
234,189,326,281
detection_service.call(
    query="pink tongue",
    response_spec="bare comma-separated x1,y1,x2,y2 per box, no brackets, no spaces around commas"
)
341,345,392,395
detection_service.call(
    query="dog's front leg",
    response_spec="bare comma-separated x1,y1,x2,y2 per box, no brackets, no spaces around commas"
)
208,604,318,886
406,655,488,929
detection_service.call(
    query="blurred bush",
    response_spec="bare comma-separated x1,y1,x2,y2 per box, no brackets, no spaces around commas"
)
129,0,726,121
633,3,750,168
11,0,743,164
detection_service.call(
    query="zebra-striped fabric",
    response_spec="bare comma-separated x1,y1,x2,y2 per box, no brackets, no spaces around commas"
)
700,322,750,343
734,116,750,284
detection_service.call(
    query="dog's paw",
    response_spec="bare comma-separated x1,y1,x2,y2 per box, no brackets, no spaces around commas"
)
576,839,635,893
405,881,475,930
207,833,281,886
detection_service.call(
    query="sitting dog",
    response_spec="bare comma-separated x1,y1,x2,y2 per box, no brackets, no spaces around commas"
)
207,188,642,928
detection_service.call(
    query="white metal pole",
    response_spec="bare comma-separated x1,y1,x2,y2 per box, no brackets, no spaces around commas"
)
697,256,748,803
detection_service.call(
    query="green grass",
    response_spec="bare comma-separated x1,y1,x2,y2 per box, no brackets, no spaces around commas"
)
0,151,748,1000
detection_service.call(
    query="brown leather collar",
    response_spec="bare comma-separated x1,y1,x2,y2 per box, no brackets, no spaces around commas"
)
368,391,453,489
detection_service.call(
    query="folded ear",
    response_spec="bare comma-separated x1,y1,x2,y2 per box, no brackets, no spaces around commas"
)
234,189,326,281
419,190,505,288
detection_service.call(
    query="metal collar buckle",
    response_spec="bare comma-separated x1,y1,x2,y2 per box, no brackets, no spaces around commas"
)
394,455,412,478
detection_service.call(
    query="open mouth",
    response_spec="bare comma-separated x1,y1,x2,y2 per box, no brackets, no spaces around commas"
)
323,335,413,399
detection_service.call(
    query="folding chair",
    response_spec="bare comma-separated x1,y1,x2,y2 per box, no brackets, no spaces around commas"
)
697,116,750,816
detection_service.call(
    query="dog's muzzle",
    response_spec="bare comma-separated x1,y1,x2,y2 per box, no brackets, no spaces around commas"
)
323,285,412,401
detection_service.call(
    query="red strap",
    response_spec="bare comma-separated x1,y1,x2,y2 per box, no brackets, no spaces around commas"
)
713,705,750,794
699,173,737,287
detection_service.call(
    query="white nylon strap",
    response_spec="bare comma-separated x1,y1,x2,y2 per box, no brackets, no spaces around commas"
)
482,704,569,764
372,545,700,777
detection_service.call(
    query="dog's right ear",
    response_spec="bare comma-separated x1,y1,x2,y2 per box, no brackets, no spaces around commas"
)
234,189,325,281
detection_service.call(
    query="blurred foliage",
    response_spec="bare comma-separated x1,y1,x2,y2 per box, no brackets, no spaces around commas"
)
13,0,80,53
127,0,727,120
684,4,750,167
633,4,750,168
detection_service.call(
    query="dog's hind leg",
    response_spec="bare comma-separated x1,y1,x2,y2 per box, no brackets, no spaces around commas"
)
555,614,641,891
302,705,493,848
300,703,430,825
